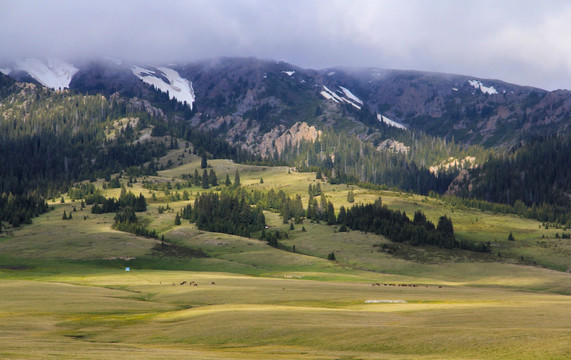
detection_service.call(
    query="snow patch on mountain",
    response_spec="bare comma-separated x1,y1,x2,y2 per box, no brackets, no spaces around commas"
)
131,65,195,109
468,80,497,95
0,68,11,75
282,70,295,76
14,58,78,89
339,86,363,105
377,113,407,130
320,86,342,103
320,86,362,109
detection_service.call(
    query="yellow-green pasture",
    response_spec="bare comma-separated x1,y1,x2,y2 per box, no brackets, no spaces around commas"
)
0,202,156,260
0,267,569,360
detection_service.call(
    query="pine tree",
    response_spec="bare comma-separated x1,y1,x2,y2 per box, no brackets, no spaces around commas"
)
174,213,181,225
347,189,355,203
234,170,241,187
225,174,231,186
134,193,147,212
201,169,210,189
327,252,336,261
209,169,218,186
62,211,67,220
201,154,208,169
193,169,201,187
437,215,454,235
508,232,515,241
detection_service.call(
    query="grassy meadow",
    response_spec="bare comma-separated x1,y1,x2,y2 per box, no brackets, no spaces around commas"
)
0,153,570,359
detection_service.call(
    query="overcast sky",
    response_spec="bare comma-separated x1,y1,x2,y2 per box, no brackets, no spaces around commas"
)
1,0,571,90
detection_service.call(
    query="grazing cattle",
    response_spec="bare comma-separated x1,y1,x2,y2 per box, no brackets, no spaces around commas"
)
211,282,215,285
193,283,198,286
439,286,442,288
180,281,187,285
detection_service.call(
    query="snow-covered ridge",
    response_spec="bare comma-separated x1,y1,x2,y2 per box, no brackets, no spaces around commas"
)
0,68,11,75
320,85,362,109
377,113,407,130
131,65,195,110
468,79,497,95
13,58,78,89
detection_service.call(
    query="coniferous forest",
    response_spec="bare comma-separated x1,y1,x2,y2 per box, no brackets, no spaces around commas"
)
2,69,571,232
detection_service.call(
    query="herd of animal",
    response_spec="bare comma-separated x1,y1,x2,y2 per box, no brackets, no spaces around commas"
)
371,283,443,288
159,281,216,286
161,280,442,288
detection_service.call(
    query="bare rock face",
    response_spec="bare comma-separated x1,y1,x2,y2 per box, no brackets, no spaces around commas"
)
258,121,322,157
429,156,476,174
376,139,409,154
126,97,167,121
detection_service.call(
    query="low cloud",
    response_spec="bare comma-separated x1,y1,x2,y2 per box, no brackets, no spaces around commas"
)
1,0,570,90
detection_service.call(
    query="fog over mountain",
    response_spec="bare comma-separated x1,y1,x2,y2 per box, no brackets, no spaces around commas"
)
1,1,571,90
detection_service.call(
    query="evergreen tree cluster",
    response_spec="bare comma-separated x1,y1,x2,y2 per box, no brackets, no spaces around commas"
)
259,229,288,248
191,191,265,238
213,186,304,224
306,193,336,225
91,188,146,214
308,183,322,196
68,183,97,201
112,207,158,239
0,192,49,227
339,198,489,252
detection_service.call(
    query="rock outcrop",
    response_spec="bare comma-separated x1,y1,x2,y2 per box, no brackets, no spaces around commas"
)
376,139,409,154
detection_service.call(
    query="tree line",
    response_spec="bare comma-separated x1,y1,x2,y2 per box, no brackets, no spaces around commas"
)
339,198,490,252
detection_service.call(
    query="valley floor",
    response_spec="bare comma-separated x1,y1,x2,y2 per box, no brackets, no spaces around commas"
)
0,159,570,359
0,266,570,359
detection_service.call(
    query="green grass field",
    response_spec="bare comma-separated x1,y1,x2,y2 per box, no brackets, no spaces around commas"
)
0,154,570,359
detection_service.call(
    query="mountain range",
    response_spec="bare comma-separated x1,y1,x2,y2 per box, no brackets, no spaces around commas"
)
2,56,570,151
